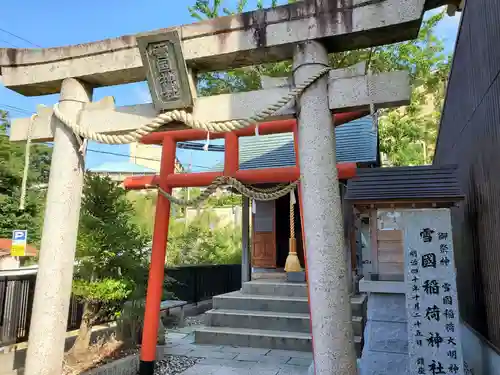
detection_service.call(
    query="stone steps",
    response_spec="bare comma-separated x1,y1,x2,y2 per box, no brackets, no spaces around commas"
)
206,309,365,337
213,291,309,313
195,279,367,357
195,327,363,354
241,280,308,297
195,327,313,352
207,309,310,333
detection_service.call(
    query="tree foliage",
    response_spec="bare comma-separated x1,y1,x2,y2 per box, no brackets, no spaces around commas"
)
0,111,52,246
167,213,242,266
189,0,452,166
176,188,242,209
127,188,243,266
208,193,242,207
126,190,158,236
70,175,155,355
374,12,450,165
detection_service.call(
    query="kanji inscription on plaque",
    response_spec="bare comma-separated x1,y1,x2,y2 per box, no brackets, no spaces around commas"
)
137,30,194,111
379,209,464,375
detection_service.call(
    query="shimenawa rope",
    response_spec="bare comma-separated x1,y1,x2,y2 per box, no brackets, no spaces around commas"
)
157,176,299,207
51,67,331,143
20,66,330,208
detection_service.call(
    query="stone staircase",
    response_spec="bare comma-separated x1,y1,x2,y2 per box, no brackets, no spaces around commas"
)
195,279,367,356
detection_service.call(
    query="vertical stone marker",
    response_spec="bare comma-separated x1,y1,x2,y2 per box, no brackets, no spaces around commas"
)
402,209,464,375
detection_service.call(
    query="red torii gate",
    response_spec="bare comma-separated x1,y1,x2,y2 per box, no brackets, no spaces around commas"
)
123,110,367,366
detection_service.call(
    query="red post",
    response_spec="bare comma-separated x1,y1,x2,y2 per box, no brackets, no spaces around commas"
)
224,133,239,177
139,136,176,375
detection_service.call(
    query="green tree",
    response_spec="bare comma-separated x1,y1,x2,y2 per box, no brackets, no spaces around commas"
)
167,213,242,266
374,12,451,165
127,190,158,235
208,193,242,207
70,175,152,357
0,110,51,247
189,1,451,166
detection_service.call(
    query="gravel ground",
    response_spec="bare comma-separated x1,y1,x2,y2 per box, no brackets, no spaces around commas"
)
183,314,206,327
163,313,206,329
154,355,199,374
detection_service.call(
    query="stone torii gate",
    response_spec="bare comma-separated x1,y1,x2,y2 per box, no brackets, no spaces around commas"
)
0,1,440,374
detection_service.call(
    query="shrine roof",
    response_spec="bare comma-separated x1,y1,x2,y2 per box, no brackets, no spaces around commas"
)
212,116,377,172
345,165,464,204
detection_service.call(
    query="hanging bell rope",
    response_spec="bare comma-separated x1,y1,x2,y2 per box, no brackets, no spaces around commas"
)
285,188,302,273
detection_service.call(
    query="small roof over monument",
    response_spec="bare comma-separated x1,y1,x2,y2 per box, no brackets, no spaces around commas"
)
345,165,464,210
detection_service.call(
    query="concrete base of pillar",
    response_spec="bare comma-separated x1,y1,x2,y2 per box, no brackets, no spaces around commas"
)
308,359,362,374
286,271,306,283
360,293,409,375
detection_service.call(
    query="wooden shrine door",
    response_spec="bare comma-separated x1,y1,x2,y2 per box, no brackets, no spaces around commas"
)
252,200,276,268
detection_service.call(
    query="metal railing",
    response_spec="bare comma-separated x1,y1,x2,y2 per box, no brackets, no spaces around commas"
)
0,264,241,346
167,264,241,304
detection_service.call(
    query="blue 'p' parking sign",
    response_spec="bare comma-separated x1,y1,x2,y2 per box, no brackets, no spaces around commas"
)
11,230,28,257
12,230,27,242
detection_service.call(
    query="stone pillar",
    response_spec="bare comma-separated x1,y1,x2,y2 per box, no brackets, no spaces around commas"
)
24,78,92,375
241,196,251,283
293,41,357,375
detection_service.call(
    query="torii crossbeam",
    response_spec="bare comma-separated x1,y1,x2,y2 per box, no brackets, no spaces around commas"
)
123,111,365,190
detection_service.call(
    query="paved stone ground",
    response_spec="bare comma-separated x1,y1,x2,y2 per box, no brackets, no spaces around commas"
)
162,327,311,375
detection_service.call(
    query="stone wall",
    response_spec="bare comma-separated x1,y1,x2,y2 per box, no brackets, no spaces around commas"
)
82,355,139,375
0,256,20,270
461,323,500,375
358,282,486,375
360,293,409,375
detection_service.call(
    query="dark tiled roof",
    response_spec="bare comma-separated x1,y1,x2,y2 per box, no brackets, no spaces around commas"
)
212,116,378,171
345,165,464,203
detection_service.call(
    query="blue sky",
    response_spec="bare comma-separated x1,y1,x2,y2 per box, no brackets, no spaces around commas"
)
0,1,461,171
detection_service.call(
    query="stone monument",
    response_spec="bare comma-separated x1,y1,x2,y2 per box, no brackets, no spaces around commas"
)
346,166,466,375
403,209,464,375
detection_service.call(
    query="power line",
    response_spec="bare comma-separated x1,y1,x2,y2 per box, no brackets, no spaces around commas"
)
0,39,20,48
86,148,215,170
0,27,42,48
0,108,224,151
0,104,32,115
87,148,160,162
0,105,221,170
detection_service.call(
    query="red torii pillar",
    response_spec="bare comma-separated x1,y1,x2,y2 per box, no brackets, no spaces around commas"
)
132,111,367,374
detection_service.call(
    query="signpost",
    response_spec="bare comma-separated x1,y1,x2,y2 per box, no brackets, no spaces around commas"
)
11,230,28,257
404,209,464,375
